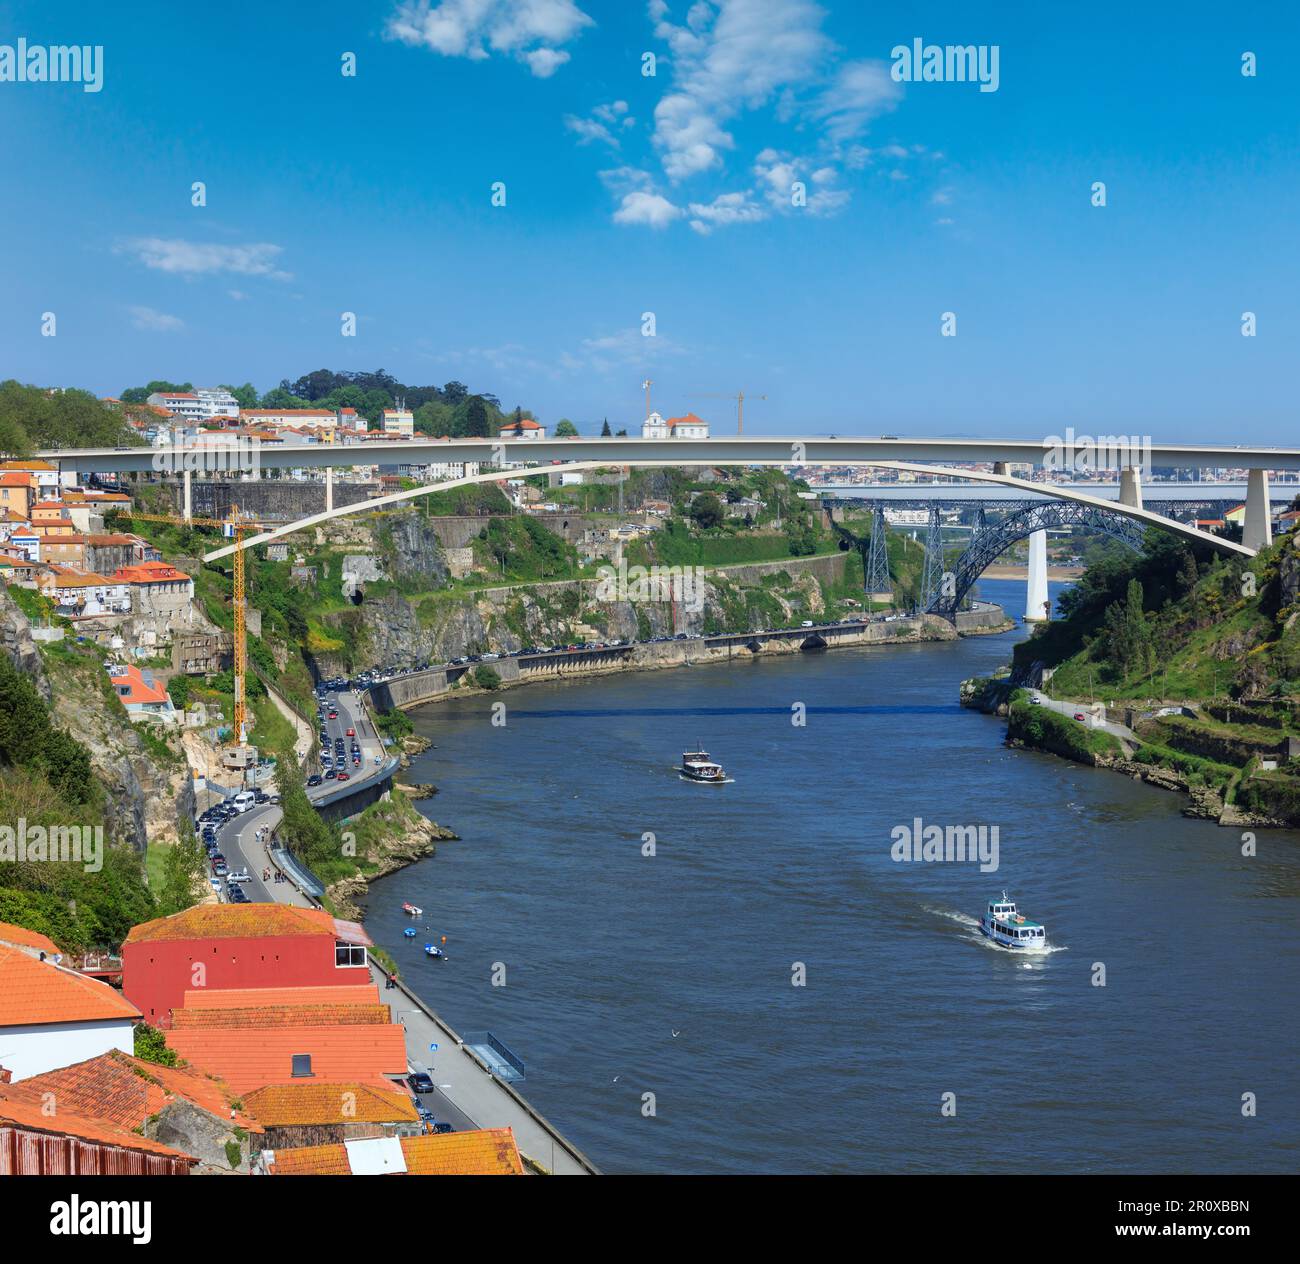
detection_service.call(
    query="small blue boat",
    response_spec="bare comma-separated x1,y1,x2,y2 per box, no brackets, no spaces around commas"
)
403,928,417,938
424,943,445,959
978,892,1047,952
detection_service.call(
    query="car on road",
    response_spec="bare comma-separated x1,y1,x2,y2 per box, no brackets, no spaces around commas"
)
211,860,229,877
1073,712,1086,722
227,885,250,904
345,727,355,737
336,771,350,781
226,870,251,883
430,1122,455,1134
328,709,338,719
407,1072,435,1094
324,769,338,780
307,774,323,787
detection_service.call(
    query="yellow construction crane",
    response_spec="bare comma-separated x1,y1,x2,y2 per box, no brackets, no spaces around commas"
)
694,389,767,435
114,505,265,747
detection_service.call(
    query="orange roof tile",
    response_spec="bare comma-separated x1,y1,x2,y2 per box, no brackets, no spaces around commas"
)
0,946,140,1027
265,1127,524,1176
112,561,191,584
107,663,170,706
0,921,62,958
242,1081,416,1127
181,985,381,1010
172,1003,389,1029
165,1025,408,1094
0,1093,196,1161
0,1049,260,1134
125,904,370,946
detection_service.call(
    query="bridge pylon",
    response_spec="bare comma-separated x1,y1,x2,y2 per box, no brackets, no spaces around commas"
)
865,503,892,605
920,504,945,612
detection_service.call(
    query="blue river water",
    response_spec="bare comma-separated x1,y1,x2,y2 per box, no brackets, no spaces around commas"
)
367,580,1300,1174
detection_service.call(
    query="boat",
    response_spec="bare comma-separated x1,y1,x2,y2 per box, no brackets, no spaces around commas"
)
424,943,445,959
403,927,417,938
679,743,727,783
978,893,1048,952
402,902,423,917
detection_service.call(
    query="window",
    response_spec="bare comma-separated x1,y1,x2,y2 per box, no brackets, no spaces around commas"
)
336,941,366,968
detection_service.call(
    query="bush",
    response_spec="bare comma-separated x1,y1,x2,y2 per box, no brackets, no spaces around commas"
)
134,1022,179,1067
472,664,502,691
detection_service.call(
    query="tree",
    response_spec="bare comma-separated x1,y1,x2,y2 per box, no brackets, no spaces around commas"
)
689,491,726,530
464,396,491,438
220,383,259,409
158,830,205,916
600,418,612,436
554,418,578,437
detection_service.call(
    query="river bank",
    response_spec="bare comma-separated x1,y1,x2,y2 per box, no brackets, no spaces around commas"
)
371,608,1012,714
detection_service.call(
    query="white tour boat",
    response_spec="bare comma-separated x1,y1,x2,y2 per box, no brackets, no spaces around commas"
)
679,745,727,783
978,893,1048,952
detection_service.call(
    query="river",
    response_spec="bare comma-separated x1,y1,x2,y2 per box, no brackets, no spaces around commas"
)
367,580,1300,1174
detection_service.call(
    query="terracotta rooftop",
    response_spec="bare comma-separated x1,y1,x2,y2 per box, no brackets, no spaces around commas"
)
165,1025,408,1094
0,1049,260,1134
172,1003,389,1029
265,1127,525,1176
0,945,141,1027
125,904,370,946
242,1081,417,1127
181,984,381,1010
0,920,62,959
0,1093,196,1162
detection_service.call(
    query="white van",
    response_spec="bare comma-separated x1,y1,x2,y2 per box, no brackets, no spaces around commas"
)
232,791,256,813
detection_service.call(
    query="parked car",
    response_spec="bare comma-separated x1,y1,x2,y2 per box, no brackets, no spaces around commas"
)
324,769,338,780
1073,712,1086,722
307,774,323,787
407,1072,435,1094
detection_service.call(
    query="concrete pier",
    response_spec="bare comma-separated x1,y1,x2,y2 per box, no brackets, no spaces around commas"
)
1244,468,1273,552
1024,530,1050,622
1119,465,1144,510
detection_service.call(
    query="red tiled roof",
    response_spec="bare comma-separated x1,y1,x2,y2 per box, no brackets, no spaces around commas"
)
0,471,33,487
0,1093,196,1161
165,1025,408,1094
0,945,141,1027
181,985,381,1010
0,921,62,958
172,1003,389,1029
666,412,707,428
265,1127,525,1176
499,418,542,431
107,663,170,706
242,1081,416,1127
126,904,370,946
0,1049,260,1134
112,561,191,584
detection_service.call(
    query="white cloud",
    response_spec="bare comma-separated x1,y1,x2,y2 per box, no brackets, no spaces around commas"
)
648,0,837,182
120,238,290,280
565,101,633,147
128,305,184,332
687,190,766,234
612,190,682,229
816,59,901,142
598,165,654,193
386,0,592,76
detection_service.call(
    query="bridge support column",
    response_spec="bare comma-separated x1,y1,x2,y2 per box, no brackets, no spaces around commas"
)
1244,468,1272,552
1025,529,1050,622
1119,466,1144,510
182,468,192,522
326,466,334,513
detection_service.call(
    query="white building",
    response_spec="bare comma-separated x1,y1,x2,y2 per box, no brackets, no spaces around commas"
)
238,407,360,431
499,418,546,441
0,945,140,1082
146,391,204,422
381,409,414,437
194,388,239,421
641,411,709,439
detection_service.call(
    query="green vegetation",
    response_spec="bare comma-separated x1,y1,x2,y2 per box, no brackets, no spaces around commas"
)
0,380,141,455
1006,693,1123,762
134,1023,180,1068
375,707,414,741
472,664,502,690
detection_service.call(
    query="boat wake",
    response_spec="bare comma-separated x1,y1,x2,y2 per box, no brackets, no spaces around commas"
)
678,773,735,784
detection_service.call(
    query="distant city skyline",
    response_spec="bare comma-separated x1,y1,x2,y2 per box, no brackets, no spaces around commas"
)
2,1,1296,440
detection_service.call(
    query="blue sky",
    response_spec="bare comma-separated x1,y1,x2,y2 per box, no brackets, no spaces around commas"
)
1,1,1297,440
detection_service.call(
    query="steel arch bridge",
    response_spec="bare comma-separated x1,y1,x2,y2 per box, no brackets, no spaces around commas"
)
927,499,1148,616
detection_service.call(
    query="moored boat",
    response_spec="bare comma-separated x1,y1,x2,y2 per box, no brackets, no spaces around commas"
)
424,943,445,959
978,893,1047,952
402,902,423,916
